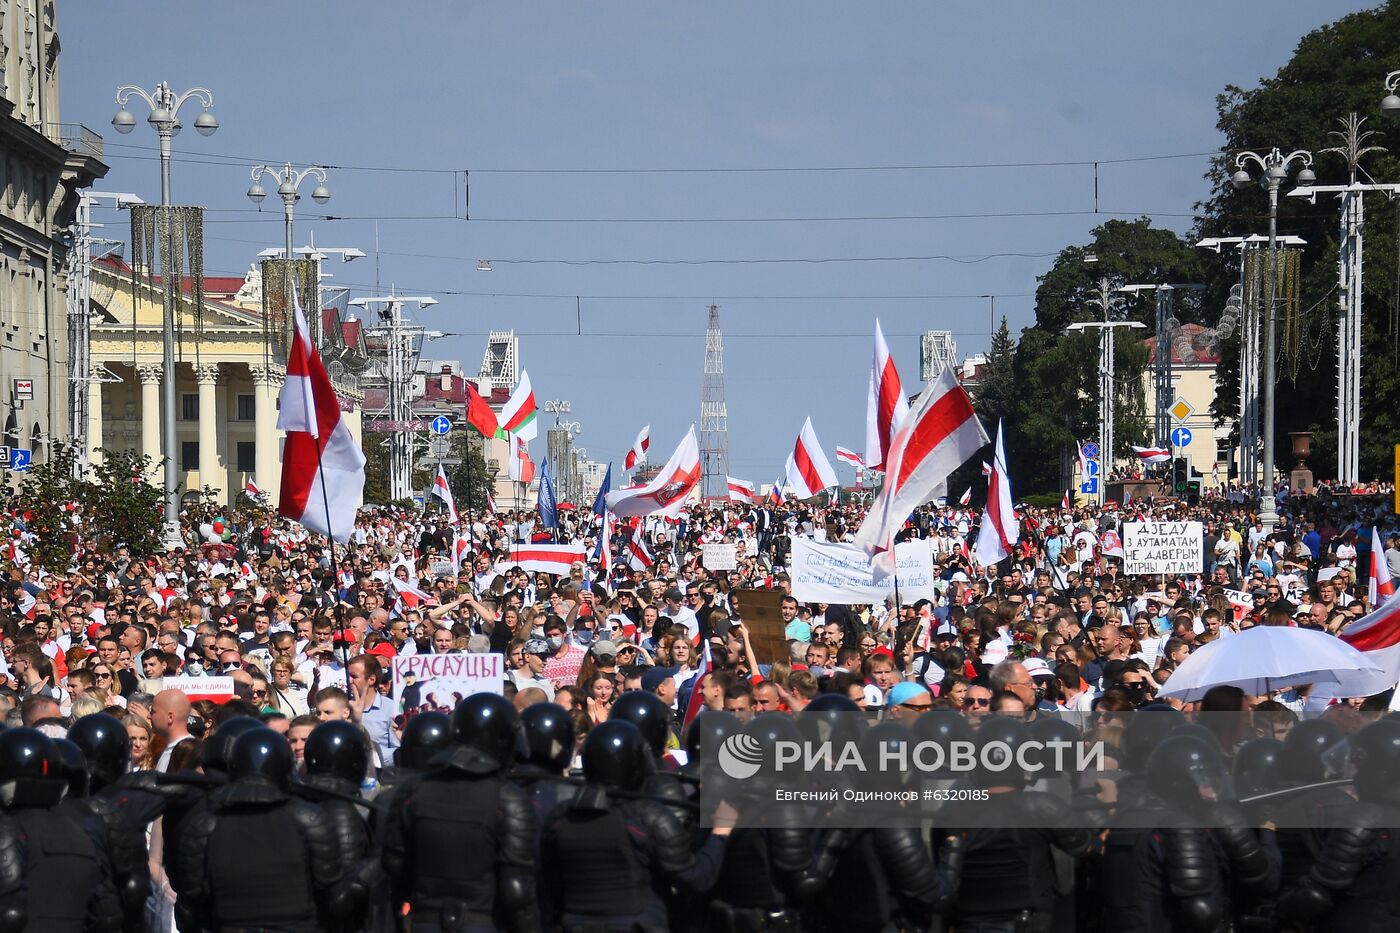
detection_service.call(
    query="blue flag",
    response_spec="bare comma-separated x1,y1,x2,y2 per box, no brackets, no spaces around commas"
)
538,454,558,530
592,463,613,518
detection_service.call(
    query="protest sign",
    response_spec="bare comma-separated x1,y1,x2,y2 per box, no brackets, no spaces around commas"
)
159,676,236,704
702,543,738,570
788,537,935,604
732,588,787,664
392,652,504,714
1123,521,1204,576
429,560,455,578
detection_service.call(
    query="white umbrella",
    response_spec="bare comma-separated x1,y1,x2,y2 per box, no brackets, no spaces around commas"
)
1157,626,1390,702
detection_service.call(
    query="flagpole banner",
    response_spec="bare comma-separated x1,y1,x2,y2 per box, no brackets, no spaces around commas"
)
701,543,738,570
1122,521,1204,576
494,543,588,575
789,537,935,604
392,653,504,714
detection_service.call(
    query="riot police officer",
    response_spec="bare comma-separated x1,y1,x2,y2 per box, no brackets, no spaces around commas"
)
542,720,732,933
373,709,451,842
0,727,120,932
53,735,149,933
303,720,379,933
515,702,578,829
1278,717,1400,930
171,727,349,933
382,693,539,933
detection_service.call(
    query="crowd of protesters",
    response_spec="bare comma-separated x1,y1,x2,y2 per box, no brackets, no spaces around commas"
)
0,482,1399,930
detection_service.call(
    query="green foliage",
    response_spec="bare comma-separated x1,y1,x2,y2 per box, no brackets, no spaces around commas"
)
975,317,1018,429
89,449,167,557
10,443,84,572
1197,2,1400,479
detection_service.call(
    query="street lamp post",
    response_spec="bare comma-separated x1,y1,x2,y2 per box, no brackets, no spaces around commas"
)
1232,148,1315,533
1068,279,1144,505
248,163,331,260
112,82,218,550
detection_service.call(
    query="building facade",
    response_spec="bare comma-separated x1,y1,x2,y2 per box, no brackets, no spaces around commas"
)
86,260,365,507
0,0,107,462
1142,324,1238,487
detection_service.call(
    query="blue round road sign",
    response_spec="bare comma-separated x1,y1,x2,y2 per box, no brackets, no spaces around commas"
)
430,415,452,436
1170,427,1193,448
1082,442,1100,459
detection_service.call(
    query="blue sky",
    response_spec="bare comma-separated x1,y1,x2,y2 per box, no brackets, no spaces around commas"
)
60,0,1374,479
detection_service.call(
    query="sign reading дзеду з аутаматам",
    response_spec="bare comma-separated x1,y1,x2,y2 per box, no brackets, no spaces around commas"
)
1122,521,1204,576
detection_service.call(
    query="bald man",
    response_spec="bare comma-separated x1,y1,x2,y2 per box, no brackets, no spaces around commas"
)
153,688,194,772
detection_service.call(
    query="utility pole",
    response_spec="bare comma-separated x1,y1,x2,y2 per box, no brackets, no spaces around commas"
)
352,293,439,502
1068,277,1144,504
1288,113,1398,486
68,191,142,471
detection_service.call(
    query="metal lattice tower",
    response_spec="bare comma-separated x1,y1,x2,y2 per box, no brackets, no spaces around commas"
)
699,304,729,500
920,331,957,381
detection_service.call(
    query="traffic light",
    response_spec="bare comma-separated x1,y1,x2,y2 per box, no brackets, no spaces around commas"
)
1173,457,1189,493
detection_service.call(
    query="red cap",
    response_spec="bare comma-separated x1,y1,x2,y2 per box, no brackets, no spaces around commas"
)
367,642,397,660
870,646,895,659
86,622,104,642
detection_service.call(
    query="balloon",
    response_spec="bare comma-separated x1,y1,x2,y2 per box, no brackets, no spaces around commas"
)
198,523,214,538
206,532,221,544
212,521,225,535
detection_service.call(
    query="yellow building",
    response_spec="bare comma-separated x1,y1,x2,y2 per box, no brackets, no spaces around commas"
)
86,259,364,507
1142,324,1238,487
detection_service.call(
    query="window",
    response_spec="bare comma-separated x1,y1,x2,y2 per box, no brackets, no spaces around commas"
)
181,442,198,471
236,442,255,473
237,394,255,421
181,393,199,421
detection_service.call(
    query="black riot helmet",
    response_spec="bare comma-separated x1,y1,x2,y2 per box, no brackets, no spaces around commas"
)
1277,718,1344,785
519,703,576,774
682,710,740,763
1350,718,1400,805
450,692,521,770
201,716,265,776
973,715,1032,789
1027,714,1084,779
396,711,451,771
746,712,803,782
1147,733,1232,810
805,693,861,713
228,728,294,791
68,713,131,792
582,720,651,792
608,691,672,759
1232,737,1284,800
858,720,914,792
0,727,64,809
304,720,370,785
912,707,974,779
1119,704,1185,774
53,738,89,799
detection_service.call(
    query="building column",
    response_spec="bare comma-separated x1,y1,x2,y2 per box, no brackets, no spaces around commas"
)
86,373,104,467
137,366,162,474
195,365,222,502
251,366,283,504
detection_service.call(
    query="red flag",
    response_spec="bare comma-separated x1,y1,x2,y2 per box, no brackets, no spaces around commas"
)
854,366,987,575
624,424,651,471
277,284,365,542
865,319,910,472
465,381,501,438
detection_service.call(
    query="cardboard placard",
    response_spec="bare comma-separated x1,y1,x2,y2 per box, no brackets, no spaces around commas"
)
732,588,788,666
702,543,738,570
1123,521,1204,576
391,652,504,714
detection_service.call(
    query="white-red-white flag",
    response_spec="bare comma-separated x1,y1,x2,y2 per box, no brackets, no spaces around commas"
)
430,465,459,525
277,283,365,542
726,476,757,503
1061,489,1071,510
452,533,471,569
865,320,910,472
854,366,987,575
958,486,972,506
624,424,651,471
389,575,439,612
486,491,497,514
605,428,701,519
835,446,865,470
495,543,589,576
974,419,1018,567
627,535,655,572
245,478,265,499
787,418,839,499
1370,526,1395,607
1131,445,1171,463
509,436,535,484
981,461,992,477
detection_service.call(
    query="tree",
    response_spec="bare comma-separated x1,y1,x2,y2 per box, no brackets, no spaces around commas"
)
1197,2,1400,480
975,316,1017,429
1011,219,1201,494
9,443,84,572
89,449,167,557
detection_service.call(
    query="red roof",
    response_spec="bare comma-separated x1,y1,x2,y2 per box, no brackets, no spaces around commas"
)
1142,323,1221,365
340,319,362,346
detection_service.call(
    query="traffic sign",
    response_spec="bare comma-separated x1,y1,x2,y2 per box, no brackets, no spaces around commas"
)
1169,398,1194,422
1080,478,1099,495
1084,459,1100,477
1170,427,1193,448
1082,442,1100,459
9,449,31,473
429,415,452,436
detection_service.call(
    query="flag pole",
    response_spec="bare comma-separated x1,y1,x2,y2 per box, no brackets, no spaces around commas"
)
309,433,350,677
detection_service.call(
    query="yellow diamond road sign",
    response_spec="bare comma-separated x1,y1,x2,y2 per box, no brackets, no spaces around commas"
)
1169,398,1194,422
